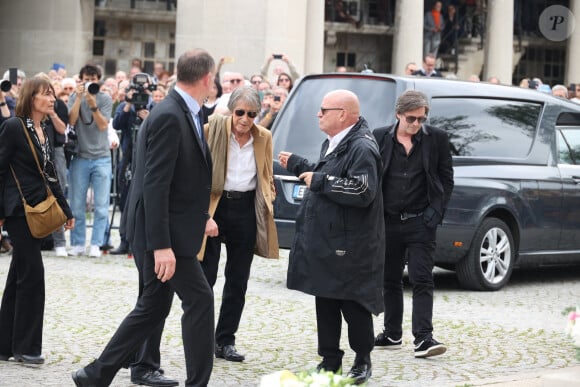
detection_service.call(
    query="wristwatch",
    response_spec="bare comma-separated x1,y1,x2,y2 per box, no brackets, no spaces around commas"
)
90,106,98,112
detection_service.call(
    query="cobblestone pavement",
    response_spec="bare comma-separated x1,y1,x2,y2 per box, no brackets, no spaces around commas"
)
1,243,580,386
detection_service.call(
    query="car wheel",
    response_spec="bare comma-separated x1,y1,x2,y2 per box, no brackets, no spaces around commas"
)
456,217,515,291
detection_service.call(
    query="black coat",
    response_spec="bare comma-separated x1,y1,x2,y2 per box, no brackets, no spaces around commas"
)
286,117,385,315
373,123,454,225
125,89,212,257
0,117,72,220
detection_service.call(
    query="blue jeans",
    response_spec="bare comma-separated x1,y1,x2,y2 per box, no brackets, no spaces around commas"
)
69,156,112,247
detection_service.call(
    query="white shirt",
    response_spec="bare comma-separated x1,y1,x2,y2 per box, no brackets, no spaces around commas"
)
223,133,257,192
325,124,354,156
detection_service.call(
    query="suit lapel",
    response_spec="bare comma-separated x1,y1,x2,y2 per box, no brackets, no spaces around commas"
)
171,90,209,167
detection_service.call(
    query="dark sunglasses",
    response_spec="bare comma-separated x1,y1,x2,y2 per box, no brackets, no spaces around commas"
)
402,114,427,124
320,107,344,115
229,79,243,84
234,109,258,118
278,78,290,82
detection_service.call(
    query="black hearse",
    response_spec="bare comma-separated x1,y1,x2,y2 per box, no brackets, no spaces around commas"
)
271,73,580,290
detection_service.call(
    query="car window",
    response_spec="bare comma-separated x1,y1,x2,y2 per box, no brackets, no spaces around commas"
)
430,98,542,158
557,128,580,164
272,76,397,163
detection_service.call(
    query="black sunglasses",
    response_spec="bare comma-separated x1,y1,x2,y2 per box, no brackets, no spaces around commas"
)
402,114,427,124
234,109,258,118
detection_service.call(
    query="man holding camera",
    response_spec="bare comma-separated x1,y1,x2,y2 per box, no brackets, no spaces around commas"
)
110,77,155,255
68,64,113,258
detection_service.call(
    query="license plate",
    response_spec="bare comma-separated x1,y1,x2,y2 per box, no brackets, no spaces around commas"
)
292,184,307,200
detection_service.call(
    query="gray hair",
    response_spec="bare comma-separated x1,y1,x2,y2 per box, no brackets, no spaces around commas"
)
395,90,430,115
228,86,261,112
552,84,568,98
176,49,215,84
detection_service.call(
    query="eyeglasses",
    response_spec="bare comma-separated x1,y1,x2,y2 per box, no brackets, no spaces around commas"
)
402,114,427,124
234,109,258,118
251,80,262,84
278,78,290,83
320,107,344,115
229,79,243,84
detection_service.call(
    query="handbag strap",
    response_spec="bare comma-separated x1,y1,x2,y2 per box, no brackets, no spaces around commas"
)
9,118,54,205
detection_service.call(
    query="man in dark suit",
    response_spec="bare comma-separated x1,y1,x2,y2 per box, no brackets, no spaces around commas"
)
372,90,453,358
72,49,217,387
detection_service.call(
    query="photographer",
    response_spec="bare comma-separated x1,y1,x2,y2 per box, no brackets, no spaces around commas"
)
0,69,25,125
67,64,113,258
110,74,156,255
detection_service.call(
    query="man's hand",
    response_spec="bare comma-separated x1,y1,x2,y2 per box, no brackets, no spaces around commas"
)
299,172,313,188
205,217,218,237
154,248,176,282
278,151,292,169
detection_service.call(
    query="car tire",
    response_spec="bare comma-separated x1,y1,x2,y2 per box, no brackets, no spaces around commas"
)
456,217,515,291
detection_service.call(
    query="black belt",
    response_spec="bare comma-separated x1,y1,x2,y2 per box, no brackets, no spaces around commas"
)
222,190,255,200
386,211,424,221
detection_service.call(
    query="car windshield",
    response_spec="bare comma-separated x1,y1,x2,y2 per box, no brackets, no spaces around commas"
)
272,75,397,164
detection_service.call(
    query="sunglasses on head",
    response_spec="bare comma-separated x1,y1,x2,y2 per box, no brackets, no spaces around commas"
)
402,114,427,124
234,109,258,118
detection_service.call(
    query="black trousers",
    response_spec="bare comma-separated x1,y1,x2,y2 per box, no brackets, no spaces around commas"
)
0,216,44,357
315,296,374,369
382,216,437,344
129,247,166,378
201,193,256,346
84,251,214,387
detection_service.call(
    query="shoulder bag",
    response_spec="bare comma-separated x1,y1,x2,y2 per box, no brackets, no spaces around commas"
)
9,118,67,238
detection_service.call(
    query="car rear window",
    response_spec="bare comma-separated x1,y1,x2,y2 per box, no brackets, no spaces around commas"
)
430,98,542,158
272,76,397,163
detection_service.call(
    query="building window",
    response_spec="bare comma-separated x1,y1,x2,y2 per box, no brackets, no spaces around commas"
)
93,40,105,56
94,20,106,37
336,52,356,68
143,42,155,58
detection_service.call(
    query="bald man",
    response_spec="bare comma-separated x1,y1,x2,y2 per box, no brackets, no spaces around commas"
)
279,90,384,385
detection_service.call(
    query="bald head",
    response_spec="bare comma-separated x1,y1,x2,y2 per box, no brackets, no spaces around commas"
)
319,89,360,136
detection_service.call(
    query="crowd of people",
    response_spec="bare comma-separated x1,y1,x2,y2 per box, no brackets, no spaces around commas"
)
0,44,579,387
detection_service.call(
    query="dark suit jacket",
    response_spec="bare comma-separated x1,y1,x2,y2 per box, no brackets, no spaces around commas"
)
0,116,72,220
126,89,212,257
373,123,454,223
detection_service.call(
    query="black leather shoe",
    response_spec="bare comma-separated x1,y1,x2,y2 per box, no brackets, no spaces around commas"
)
131,369,178,386
316,362,341,374
346,363,372,385
72,368,97,387
215,344,245,362
109,242,130,255
14,354,44,364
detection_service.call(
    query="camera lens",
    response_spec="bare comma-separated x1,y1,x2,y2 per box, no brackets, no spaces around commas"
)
1,79,12,92
85,82,100,95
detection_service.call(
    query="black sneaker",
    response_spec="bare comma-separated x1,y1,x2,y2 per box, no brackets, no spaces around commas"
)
374,331,402,349
414,338,447,358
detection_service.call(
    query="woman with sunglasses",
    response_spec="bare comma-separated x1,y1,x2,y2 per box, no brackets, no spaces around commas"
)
199,86,278,363
276,72,294,93
0,76,74,364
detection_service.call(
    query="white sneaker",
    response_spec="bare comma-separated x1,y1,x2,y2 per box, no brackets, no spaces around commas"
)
55,247,68,257
89,245,101,258
70,245,86,256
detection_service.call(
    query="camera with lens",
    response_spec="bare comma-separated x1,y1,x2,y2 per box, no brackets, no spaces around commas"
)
125,73,156,110
1,79,11,93
85,82,100,95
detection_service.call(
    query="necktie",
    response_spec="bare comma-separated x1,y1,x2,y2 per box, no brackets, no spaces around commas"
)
194,110,205,153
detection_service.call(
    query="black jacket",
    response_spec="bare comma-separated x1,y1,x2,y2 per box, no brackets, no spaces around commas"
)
286,117,385,315
373,123,454,225
0,116,72,220
125,89,212,257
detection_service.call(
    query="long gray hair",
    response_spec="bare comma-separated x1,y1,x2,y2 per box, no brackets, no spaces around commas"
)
228,86,261,112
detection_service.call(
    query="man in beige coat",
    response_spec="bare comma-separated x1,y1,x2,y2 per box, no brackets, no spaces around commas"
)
199,86,278,363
